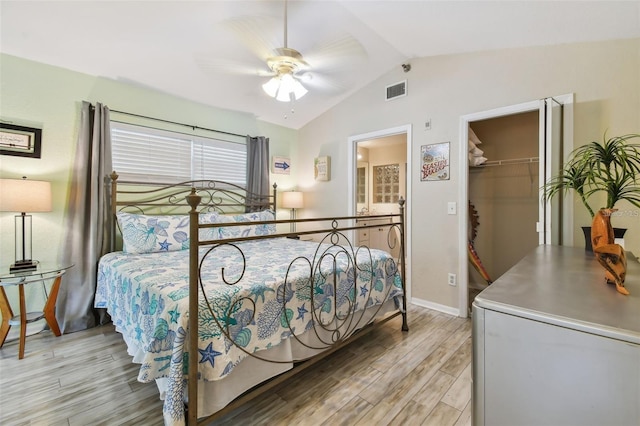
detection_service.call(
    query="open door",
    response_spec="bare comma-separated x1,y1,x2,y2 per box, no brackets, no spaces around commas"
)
540,97,564,245
348,125,412,302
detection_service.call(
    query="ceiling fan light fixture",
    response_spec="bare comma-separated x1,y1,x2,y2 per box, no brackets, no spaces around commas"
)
276,78,293,102
262,77,280,98
264,72,308,102
292,78,308,99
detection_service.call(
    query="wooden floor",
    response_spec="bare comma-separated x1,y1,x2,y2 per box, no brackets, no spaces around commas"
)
0,304,472,426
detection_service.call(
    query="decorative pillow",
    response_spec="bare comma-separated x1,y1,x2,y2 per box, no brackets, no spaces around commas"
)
215,210,276,239
117,212,190,254
117,211,223,254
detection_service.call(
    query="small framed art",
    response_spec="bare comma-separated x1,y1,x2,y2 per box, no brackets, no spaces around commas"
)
314,156,331,181
0,123,42,158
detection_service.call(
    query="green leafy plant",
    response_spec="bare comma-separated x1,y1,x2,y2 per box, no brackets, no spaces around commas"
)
542,133,640,218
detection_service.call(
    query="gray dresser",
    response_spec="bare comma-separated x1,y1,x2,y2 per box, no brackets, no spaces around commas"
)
472,245,640,426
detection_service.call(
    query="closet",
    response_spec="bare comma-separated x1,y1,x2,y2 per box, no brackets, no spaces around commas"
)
467,111,540,305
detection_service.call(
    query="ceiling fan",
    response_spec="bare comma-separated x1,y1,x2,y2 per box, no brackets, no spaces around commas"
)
261,0,309,102
199,0,367,102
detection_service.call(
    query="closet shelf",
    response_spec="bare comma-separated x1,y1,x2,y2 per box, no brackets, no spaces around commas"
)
472,156,539,168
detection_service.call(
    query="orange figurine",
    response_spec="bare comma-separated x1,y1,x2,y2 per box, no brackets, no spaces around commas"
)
591,208,629,295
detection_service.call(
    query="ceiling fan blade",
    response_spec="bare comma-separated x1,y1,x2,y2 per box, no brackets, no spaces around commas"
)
302,33,367,72
194,53,274,77
297,71,349,95
221,15,281,62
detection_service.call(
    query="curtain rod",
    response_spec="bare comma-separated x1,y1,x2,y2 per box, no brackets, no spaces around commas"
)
109,109,248,139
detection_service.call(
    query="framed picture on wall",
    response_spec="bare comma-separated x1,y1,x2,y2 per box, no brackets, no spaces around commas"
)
314,156,331,181
421,142,450,181
0,123,42,158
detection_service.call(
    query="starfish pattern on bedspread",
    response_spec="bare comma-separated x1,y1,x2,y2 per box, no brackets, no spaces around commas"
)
198,342,223,367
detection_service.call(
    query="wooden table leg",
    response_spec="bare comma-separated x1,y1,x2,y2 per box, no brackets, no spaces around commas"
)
0,286,14,347
18,284,26,360
43,275,62,336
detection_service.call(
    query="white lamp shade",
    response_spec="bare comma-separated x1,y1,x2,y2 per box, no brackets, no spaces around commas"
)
282,191,304,209
0,178,52,212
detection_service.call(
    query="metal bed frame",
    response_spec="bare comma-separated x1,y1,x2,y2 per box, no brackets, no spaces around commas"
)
108,172,408,425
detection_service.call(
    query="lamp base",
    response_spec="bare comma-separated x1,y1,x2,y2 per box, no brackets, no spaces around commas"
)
10,260,38,273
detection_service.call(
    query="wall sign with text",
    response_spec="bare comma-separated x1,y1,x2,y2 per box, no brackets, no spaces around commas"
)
421,142,450,181
314,156,331,181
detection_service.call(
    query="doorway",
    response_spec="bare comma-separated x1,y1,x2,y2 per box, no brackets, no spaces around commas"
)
467,111,540,307
348,125,412,300
458,95,574,316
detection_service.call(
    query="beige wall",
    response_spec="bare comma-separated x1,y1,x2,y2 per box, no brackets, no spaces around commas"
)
0,53,298,319
298,38,640,311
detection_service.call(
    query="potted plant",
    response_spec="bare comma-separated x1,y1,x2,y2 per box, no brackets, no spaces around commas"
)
542,133,640,250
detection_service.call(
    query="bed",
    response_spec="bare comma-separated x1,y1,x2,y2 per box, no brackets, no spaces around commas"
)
95,172,408,425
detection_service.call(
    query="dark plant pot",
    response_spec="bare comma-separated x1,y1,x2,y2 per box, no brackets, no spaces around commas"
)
581,226,627,252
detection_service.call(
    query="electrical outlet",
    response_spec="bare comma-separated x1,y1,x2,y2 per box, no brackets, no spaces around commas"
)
448,273,457,286
424,119,431,130
447,202,457,215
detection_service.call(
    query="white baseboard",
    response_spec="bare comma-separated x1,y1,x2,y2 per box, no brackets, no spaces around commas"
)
411,297,461,317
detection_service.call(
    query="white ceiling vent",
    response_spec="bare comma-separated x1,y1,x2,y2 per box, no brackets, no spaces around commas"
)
385,80,407,101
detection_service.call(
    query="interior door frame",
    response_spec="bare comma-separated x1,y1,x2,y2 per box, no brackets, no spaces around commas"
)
458,94,573,317
348,124,412,301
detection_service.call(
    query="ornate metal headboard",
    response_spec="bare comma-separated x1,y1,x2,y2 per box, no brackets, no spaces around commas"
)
108,171,277,251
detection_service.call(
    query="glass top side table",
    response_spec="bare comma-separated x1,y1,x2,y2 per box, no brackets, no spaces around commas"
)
0,263,74,359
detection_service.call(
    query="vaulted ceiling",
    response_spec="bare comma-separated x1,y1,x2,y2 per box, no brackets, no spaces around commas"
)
2,1,639,129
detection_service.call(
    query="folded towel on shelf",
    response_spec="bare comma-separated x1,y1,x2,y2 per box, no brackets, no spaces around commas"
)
468,127,487,166
470,145,484,156
469,127,482,146
469,155,488,166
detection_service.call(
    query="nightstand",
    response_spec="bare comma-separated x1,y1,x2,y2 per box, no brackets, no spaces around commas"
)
0,263,73,359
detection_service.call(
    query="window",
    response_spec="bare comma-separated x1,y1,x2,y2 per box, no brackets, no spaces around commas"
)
373,163,400,203
111,122,246,185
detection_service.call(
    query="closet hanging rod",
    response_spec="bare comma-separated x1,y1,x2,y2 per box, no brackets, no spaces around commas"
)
110,109,248,139
479,157,539,167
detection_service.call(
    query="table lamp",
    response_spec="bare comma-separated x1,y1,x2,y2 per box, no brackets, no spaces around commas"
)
282,191,303,233
0,177,52,272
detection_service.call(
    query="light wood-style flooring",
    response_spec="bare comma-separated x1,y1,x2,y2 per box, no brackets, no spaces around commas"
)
0,304,472,425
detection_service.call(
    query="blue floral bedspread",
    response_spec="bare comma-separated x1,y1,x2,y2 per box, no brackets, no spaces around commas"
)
95,237,403,425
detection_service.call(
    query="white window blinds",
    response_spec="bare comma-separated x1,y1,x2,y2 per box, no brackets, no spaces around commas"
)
111,122,246,185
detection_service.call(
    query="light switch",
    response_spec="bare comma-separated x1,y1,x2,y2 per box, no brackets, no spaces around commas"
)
447,202,457,215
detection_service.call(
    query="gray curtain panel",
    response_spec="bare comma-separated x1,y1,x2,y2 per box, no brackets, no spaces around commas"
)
245,135,270,211
57,101,113,333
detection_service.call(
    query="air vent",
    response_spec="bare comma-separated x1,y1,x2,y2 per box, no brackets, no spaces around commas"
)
385,80,407,101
